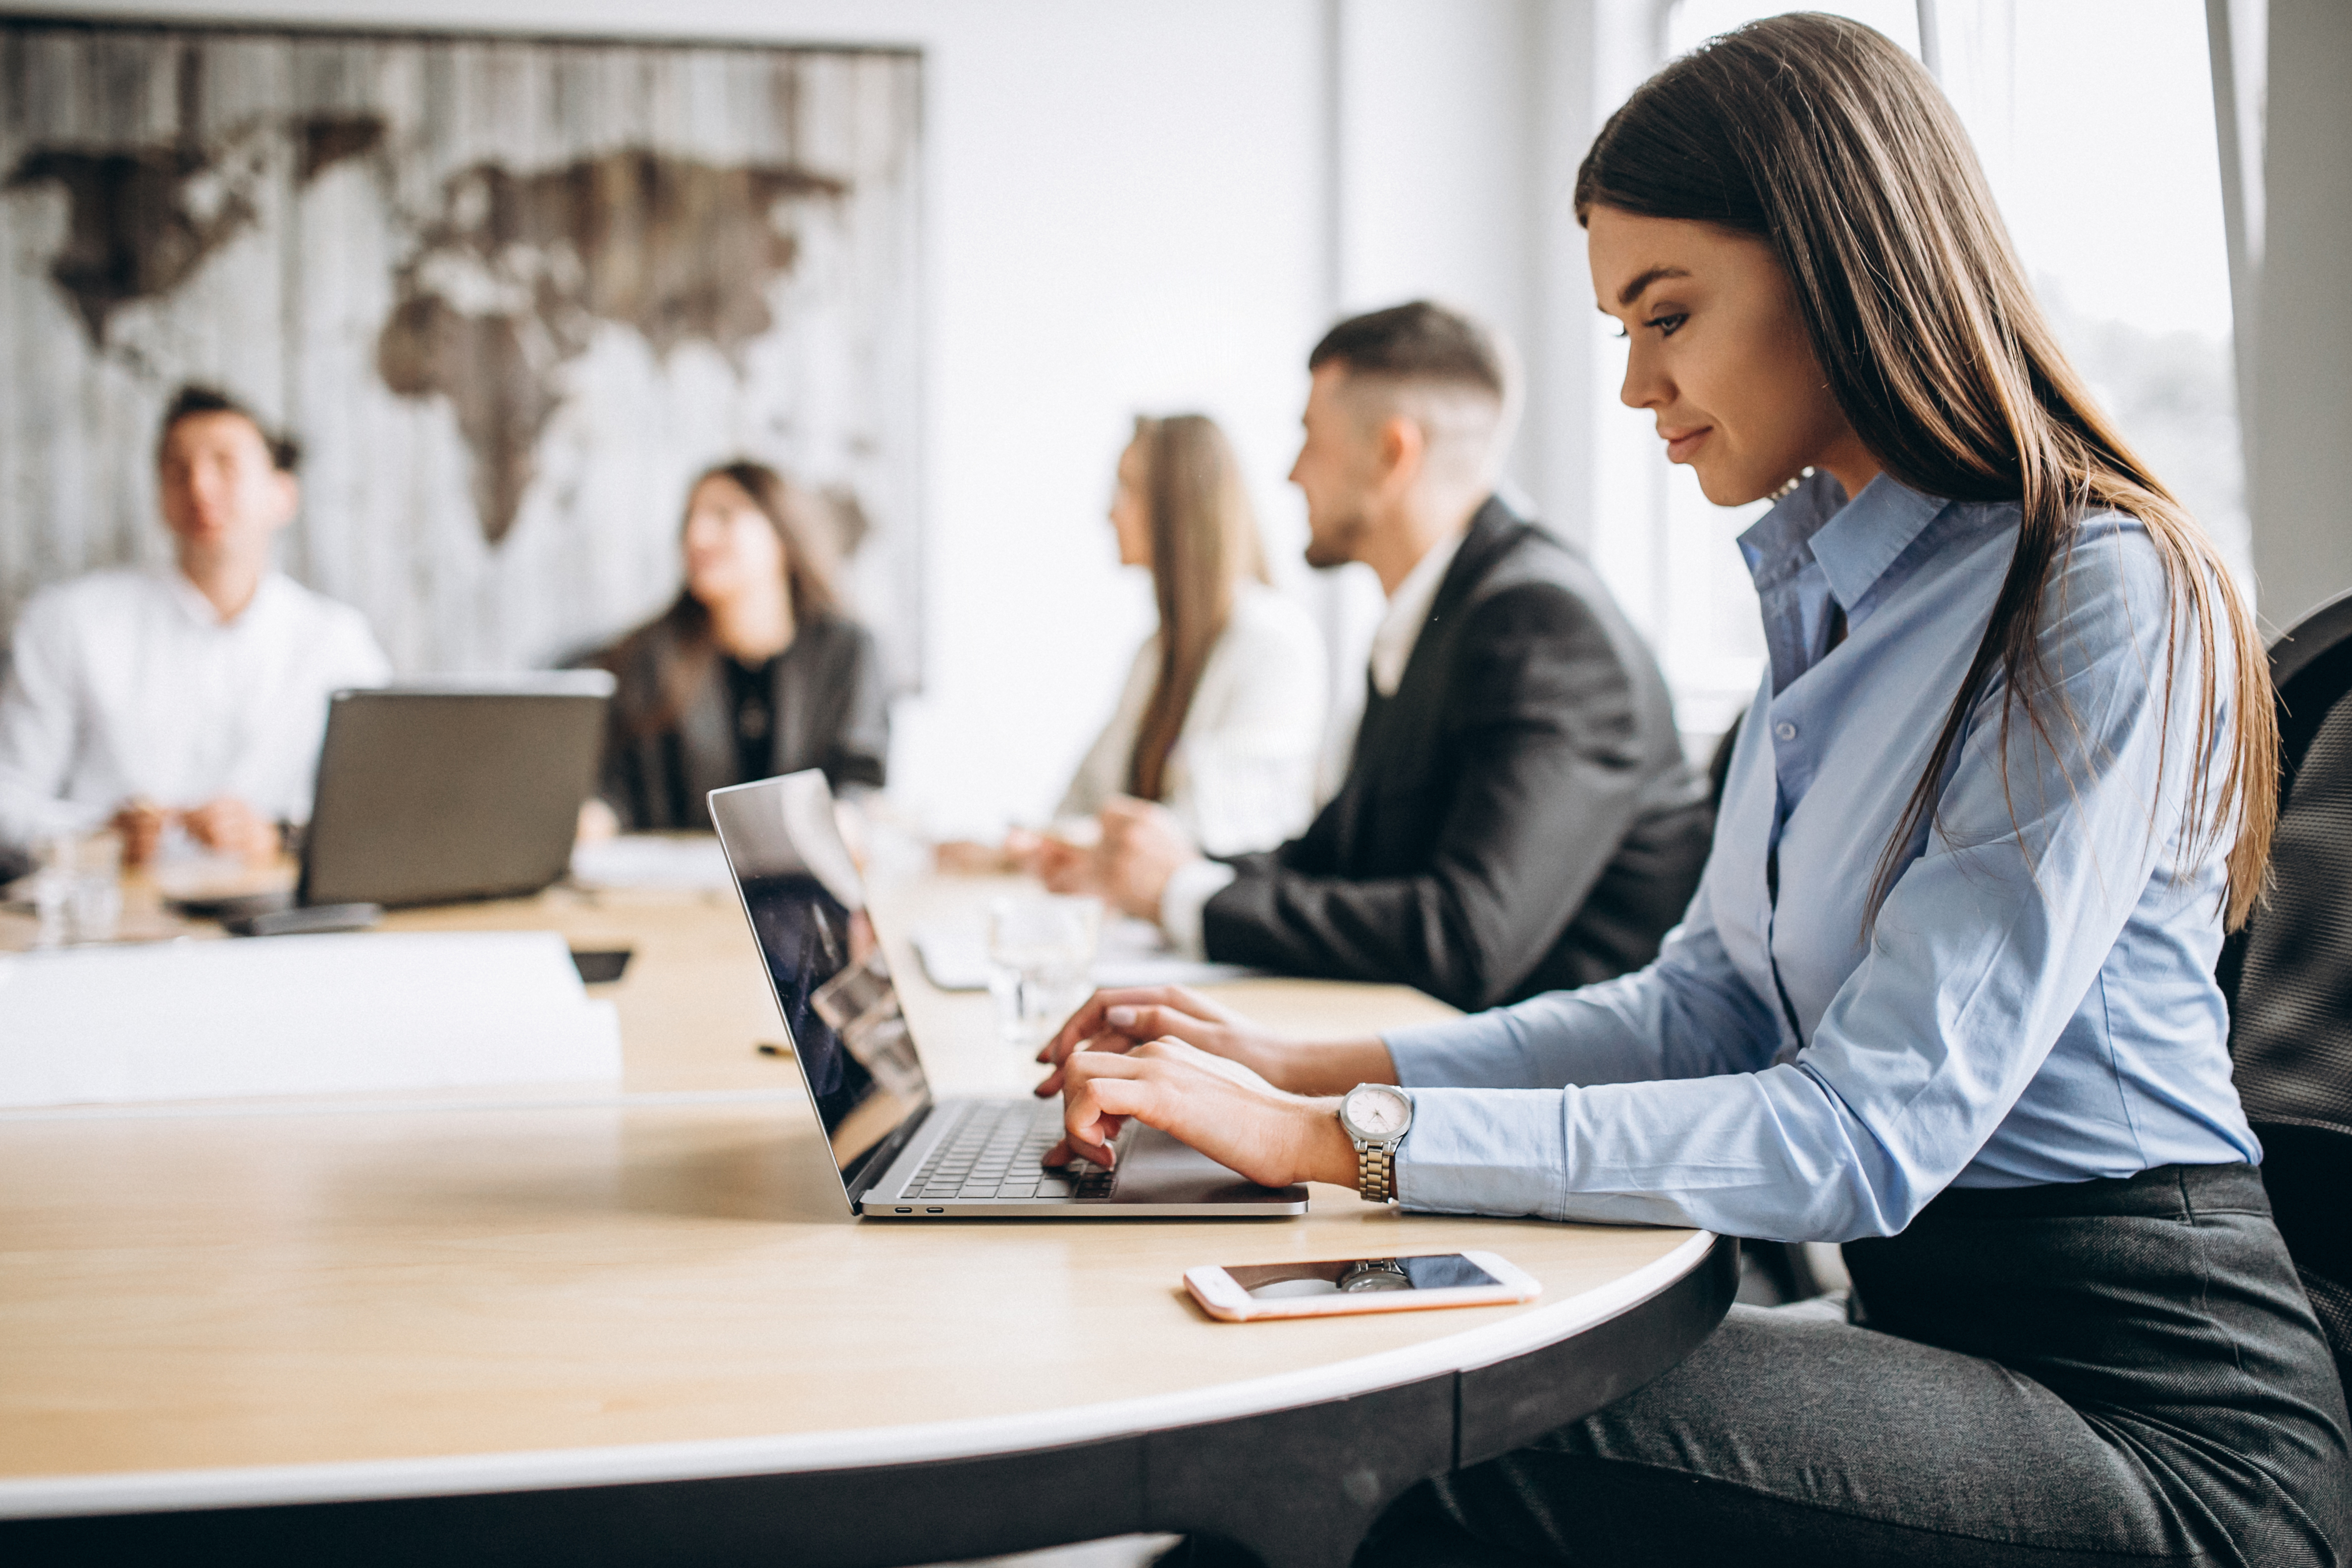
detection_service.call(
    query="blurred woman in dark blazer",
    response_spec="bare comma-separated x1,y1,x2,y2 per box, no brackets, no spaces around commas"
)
587,461,887,831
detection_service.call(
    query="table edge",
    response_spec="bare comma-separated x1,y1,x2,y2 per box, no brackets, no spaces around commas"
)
0,1230,1717,1520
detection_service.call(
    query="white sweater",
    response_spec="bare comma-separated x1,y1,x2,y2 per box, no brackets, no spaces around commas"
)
1056,581,1327,856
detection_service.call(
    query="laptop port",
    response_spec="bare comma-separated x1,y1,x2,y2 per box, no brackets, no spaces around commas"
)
894,1206,913,1213
925,1207,945,1213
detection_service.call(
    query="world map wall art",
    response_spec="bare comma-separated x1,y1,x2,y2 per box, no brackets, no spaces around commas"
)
0,22,922,683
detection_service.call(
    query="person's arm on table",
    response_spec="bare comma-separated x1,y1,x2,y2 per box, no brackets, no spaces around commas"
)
1037,878,1777,1098
1201,581,1660,1010
0,594,110,856
179,795,282,861
1395,538,2215,1239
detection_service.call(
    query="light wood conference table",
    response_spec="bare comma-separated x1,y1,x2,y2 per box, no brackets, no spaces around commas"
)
0,865,1733,1567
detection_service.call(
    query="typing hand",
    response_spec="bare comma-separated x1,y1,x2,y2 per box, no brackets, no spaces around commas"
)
1045,1036,1356,1190
181,796,280,863
1035,985,1286,1096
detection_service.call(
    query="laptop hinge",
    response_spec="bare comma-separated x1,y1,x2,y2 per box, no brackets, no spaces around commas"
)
842,1102,934,1213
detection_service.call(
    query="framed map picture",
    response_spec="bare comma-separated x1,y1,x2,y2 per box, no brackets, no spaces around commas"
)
0,20,923,687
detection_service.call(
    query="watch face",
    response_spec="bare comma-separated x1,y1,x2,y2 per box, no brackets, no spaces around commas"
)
1345,1085,1410,1140
1339,1263,1412,1293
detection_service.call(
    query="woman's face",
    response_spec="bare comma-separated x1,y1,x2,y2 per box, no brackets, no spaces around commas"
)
1587,206,1879,506
1108,438,1152,570
682,475,787,609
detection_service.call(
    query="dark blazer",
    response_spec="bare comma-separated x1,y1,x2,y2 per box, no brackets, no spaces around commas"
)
1203,497,1710,1011
593,613,888,830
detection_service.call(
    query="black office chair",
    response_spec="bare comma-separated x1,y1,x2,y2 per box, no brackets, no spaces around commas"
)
2218,587,2352,1389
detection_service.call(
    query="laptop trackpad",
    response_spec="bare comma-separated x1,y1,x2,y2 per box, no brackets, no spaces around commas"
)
1110,1123,1303,1204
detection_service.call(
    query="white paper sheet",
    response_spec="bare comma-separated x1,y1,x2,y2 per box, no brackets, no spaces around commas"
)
568,834,735,891
0,932,621,1107
909,918,1266,993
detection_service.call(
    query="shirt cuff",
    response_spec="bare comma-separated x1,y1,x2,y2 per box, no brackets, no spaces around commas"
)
1394,1087,1568,1218
1158,858,1238,960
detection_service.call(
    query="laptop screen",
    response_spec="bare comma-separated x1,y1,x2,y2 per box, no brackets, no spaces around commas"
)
709,773,932,1190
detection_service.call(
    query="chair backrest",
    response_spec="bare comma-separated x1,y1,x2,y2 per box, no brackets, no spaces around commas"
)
2220,587,2352,1389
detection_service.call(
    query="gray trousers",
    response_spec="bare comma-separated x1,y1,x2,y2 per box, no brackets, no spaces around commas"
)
1356,1165,2351,1568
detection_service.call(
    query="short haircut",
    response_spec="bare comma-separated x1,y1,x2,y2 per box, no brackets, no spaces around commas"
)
1307,300,1507,402
158,384,301,473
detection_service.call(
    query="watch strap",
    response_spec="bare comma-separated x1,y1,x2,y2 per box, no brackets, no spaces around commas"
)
1358,1138,1397,1204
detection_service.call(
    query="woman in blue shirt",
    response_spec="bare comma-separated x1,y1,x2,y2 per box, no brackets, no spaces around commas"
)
1038,14,2348,1564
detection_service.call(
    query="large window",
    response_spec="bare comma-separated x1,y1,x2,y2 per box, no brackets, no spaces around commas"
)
1587,1,2243,751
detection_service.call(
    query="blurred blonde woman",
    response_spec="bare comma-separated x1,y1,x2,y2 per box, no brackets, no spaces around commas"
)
1052,413,1325,857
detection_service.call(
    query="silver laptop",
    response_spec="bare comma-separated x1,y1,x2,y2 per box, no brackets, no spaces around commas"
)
709,771,1308,1219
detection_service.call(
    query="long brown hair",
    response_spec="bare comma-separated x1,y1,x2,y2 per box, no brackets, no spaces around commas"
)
616,460,848,736
1575,13,2275,931
1125,415,1271,802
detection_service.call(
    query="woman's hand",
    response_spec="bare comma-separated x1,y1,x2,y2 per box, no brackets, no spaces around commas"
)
1047,1036,1359,1190
1035,985,1405,1099
1035,985,1290,1095
1029,835,1103,895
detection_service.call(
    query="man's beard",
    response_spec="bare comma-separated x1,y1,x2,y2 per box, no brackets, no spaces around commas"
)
1302,507,1369,570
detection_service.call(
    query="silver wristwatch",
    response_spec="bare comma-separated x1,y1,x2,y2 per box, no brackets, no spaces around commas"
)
1338,1083,1414,1204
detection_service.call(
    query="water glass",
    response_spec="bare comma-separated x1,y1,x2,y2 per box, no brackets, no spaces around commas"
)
30,831,124,947
985,893,1102,1050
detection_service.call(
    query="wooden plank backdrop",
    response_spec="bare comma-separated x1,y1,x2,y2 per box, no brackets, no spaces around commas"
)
0,22,921,685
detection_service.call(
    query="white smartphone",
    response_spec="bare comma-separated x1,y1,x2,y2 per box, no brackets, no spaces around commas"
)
1184,1251,1541,1322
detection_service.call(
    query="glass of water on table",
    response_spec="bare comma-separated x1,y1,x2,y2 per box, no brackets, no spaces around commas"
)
985,893,1102,1051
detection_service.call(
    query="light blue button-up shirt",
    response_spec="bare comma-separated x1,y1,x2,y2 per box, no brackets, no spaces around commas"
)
1384,471,2257,1242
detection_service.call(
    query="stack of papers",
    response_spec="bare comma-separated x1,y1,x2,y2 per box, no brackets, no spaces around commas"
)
0,931,622,1107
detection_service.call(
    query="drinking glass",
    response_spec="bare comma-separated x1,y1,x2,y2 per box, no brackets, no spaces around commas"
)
985,893,1102,1051
30,831,123,946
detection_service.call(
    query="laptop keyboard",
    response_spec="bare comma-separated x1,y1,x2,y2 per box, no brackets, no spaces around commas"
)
904,1101,1116,1202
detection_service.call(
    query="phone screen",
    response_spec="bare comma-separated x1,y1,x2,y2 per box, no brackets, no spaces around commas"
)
1223,1254,1500,1300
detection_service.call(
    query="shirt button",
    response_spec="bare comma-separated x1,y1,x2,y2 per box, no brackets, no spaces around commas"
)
1775,721,1798,741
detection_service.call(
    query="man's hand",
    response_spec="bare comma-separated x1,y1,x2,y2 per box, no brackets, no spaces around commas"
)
576,798,620,844
181,796,280,863
1035,985,1290,1095
1047,1036,1359,1190
1093,796,1200,920
109,799,170,866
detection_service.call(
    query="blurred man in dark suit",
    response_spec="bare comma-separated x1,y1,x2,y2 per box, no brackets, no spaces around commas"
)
1048,301,1711,1010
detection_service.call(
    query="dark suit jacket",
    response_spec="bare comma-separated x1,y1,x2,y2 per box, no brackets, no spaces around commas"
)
593,614,888,830
1203,497,1710,1011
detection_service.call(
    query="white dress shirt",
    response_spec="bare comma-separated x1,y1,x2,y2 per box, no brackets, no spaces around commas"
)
1161,525,1469,957
0,567,391,853
1058,580,1328,856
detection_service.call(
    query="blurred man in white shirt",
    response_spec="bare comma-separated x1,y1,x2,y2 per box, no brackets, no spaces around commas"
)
0,385,390,867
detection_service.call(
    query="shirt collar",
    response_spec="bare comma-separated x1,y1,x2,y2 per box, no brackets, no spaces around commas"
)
1738,470,1949,610
1368,522,1469,698
160,565,283,629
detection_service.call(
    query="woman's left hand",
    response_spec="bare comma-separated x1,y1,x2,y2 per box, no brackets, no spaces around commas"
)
1046,1036,1359,1191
